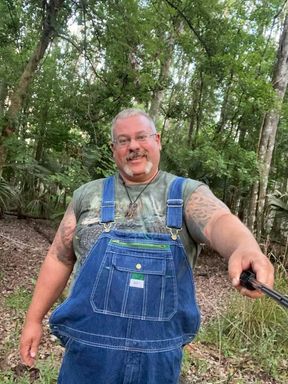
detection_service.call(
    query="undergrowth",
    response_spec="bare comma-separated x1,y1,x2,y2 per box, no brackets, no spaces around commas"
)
195,265,288,383
0,355,59,384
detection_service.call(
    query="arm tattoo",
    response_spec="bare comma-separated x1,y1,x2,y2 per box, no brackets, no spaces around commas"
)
50,203,77,266
185,185,230,245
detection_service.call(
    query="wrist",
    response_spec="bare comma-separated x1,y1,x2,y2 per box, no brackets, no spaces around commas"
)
25,310,45,325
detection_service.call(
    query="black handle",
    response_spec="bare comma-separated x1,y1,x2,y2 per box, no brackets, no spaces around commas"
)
240,269,288,309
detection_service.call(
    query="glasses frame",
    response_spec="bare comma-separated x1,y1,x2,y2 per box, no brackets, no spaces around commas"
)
112,133,157,147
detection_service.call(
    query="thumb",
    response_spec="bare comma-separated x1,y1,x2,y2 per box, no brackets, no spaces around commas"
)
29,338,40,361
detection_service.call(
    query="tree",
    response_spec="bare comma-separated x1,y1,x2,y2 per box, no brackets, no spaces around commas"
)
0,0,66,175
249,12,288,238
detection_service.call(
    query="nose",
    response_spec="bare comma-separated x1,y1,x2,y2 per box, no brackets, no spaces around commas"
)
128,137,141,150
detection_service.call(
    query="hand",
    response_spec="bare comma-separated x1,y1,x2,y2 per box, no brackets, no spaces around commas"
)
228,248,274,298
20,321,43,367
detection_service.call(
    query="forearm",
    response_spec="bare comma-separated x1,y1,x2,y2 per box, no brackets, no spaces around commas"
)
185,185,274,297
25,254,73,324
204,213,261,260
20,202,77,366
204,211,273,297
25,202,76,324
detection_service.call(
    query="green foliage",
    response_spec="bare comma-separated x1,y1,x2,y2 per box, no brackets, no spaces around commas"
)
161,124,258,205
5,288,32,312
0,0,287,231
197,268,288,382
0,177,16,213
0,355,59,384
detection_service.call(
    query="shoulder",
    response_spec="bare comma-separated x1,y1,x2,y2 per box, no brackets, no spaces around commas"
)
72,176,113,219
73,177,108,201
159,171,204,200
183,178,204,201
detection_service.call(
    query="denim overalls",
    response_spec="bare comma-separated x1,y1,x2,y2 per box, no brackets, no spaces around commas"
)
50,176,201,384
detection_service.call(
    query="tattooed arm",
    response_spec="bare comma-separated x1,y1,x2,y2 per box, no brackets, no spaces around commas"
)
20,203,76,367
185,185,274,298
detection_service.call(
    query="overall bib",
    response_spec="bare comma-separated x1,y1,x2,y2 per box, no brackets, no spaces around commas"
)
49,176,201,384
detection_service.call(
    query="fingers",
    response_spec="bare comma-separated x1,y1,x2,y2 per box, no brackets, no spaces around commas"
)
29,338,40,366
251,259,274,289
228,249,274,299
20,338,37,367
20,323,42,367
228,250,250,286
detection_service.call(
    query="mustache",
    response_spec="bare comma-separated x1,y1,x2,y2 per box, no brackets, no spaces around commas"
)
126,150,147,160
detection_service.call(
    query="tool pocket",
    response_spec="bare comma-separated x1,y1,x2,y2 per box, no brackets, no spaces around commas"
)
90,239,177,321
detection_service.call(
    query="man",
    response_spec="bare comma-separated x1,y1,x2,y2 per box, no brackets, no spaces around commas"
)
20,109,274,383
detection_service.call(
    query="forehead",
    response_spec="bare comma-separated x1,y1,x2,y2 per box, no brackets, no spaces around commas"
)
113,115,152,136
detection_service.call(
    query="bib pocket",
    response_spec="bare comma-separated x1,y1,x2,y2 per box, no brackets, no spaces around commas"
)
90,240,177,321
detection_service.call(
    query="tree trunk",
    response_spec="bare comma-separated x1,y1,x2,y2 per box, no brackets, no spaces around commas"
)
149,22,183,121
189,70,204,148
0,80,7,118
0,0,65,174
0,82,8,164
216,70,234,134
187,77,199,146
251,14,288,238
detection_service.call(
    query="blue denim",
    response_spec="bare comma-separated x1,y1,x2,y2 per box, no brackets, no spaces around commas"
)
50,177,201,383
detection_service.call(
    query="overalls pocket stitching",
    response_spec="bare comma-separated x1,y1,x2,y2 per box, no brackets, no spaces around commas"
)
90,245,177,321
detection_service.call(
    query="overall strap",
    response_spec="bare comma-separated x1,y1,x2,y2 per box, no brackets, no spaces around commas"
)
100,176,115,223
166,177,186,230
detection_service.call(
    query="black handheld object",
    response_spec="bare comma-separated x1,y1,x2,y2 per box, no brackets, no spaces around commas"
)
240,269,288,309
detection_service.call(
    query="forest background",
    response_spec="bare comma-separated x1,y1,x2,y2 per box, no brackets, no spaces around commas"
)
0,0,288,245
0,0,288,383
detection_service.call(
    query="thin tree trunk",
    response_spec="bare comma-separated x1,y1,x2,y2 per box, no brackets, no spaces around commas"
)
192,71,204,147
149,34,174,121
252,14,288,238
0,80,7,118
216,70,234,133
0,81,7,178
149,22,183,121
0,0,65,174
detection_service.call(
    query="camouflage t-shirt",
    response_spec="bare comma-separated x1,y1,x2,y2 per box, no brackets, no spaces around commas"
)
72,171,203,277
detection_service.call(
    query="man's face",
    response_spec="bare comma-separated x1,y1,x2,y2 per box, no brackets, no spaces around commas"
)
111,114,161,183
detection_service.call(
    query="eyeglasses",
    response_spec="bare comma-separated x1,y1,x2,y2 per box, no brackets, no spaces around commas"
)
112,133,157,147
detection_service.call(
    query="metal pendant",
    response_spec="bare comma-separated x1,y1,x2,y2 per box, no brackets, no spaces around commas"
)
125,202,138,219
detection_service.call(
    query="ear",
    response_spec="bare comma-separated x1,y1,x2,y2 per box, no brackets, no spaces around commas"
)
156,133,162,150
110,142,116,157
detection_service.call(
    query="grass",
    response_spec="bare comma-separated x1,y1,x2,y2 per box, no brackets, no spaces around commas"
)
2,288,59,383
2,288,32,352
0,355,59,384
191,266,288,383
5,288,32,313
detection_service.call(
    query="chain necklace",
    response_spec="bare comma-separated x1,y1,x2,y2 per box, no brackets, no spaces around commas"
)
123,171,159,219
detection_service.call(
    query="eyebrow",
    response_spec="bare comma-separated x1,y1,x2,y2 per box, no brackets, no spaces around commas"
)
116,131,149,137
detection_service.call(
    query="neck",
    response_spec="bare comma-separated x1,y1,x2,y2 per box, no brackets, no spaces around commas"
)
120,169,159,185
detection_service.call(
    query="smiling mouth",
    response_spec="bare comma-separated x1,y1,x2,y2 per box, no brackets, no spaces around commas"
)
128,156,144,162
127,152,147,161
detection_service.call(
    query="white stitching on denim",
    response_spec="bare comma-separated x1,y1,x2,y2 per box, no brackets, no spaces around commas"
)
121,273,130,315
104,263,113,311
54,324,184,343
90,245,178,321
142,274,148,319
64,337,183,353
159,274,165,320
90,248,110,312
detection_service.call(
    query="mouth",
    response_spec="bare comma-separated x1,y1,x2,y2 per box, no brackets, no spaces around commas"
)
126,152,147,161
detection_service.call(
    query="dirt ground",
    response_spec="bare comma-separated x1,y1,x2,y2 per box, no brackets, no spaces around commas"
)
0,217,278,383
